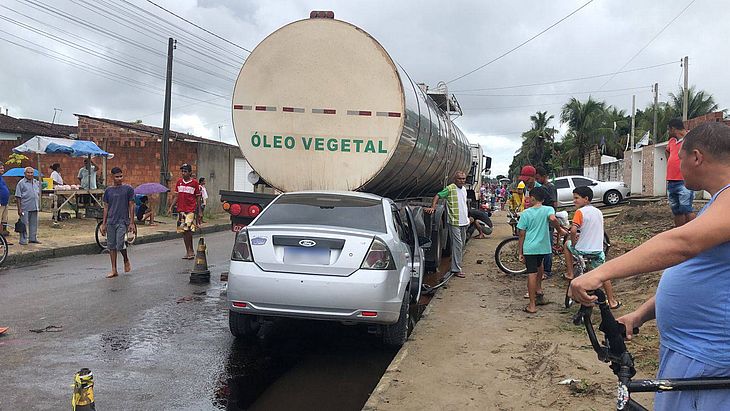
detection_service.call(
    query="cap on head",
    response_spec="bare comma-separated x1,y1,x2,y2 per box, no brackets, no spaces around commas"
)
518,165,536,181
517,181,526,189
180,163,192,172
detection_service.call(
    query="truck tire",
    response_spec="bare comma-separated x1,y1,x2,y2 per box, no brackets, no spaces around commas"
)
229,311,259,339
382,285,411,347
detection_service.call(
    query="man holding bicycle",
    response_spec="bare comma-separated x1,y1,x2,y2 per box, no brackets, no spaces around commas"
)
571,122,730,410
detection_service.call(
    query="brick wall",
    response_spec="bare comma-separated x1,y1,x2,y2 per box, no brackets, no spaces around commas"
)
623,150,632,190
641,147,654,196
684,111,729,130
78,117,198,188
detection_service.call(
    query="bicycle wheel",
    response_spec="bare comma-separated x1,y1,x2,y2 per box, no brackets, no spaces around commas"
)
95,221,108,250
0,234,8,265
495,236,527,275
564,258,585,309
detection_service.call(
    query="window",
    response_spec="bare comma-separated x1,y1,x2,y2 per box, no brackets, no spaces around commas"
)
572,177,594,188
554,178,570,189
255,194,386,232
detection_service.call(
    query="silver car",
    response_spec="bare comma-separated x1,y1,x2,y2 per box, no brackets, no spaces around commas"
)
227,191,425,347
554,175,630,206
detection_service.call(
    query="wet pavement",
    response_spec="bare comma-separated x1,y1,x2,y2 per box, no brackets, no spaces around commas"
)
0,231,400,410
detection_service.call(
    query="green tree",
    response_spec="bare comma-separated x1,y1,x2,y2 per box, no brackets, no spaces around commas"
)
668,86,721,120
560,97,607,167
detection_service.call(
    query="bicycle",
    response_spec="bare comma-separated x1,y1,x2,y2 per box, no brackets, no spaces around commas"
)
89,206,137,250
0,231,8,266
494,210,610,276
576,289,730,410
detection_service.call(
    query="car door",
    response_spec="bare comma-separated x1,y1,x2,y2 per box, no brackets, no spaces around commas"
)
571,177,603,203
391,206,412,288
402,206,425,303
554,177,572,206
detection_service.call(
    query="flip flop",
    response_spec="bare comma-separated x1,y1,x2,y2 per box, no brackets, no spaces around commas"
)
0,327,8,335
523,306,537,314
610,301,623,310
536,295,550,306
524,292,544,299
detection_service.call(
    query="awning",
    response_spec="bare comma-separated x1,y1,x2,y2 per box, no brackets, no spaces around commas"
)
13,136,114,158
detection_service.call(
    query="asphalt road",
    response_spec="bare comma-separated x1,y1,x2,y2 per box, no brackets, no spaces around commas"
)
0,231,396,410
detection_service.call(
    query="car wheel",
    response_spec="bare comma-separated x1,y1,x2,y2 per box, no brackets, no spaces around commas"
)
229,310,259,339
382,285,411,347
604,190,622,206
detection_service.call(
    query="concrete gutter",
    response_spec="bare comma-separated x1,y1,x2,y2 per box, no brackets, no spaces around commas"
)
4,223,230,268
362,293,440,410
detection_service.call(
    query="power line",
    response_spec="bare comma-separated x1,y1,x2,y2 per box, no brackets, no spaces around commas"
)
145,0,252,54
457,85,650,97
461,92,645,111
116,0,248,59
446,0,595,84
14,0,238,80
0,12,231,100
0,30,229,110
599,0,696,89
451,61,678,92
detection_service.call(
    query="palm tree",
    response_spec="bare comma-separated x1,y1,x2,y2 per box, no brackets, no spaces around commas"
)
560,97,607,167
668,86,722,120
528,111,557,165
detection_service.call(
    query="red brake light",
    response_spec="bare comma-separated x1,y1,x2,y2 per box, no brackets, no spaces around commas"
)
310,10,334,19
361,311,378,317
229,203,242,216
232,302,247,308
247,204,261,217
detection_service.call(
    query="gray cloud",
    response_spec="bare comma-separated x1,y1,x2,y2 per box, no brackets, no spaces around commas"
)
1,0,727,177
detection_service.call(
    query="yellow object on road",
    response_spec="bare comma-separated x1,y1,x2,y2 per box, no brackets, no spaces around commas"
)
72,368,95,411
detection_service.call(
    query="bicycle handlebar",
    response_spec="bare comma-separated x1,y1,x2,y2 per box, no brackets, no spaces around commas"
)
576,289,639,364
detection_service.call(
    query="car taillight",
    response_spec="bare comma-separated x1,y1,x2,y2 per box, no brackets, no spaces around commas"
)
222,201,231,211
360,238,395,270
232,230,253,262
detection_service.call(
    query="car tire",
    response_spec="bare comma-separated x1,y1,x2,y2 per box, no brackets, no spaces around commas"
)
382,285,411,347
604,190,622,206
229,310,259,339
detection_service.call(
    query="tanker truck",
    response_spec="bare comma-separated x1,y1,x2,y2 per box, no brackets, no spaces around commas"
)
221,11,486,270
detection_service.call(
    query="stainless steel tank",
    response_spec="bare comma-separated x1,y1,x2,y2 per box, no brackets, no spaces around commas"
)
232,16,471,199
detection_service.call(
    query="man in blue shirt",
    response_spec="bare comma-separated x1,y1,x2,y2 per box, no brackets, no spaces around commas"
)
0,162,10,239
571,122,730,410
100,167,135,279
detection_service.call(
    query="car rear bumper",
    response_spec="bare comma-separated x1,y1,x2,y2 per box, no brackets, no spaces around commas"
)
227,261,405,324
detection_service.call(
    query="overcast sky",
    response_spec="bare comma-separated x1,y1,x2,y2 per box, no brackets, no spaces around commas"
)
1,0,727,177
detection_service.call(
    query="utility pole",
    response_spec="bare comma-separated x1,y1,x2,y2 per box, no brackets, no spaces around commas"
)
682,56,689,122
159,37,175,215
652,83,659,143
52,108,62,124
630,95,636,150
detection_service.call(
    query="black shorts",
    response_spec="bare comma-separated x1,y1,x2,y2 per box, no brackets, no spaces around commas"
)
524,254,548,274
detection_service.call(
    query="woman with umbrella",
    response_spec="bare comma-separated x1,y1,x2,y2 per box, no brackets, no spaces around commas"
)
133,182,169,226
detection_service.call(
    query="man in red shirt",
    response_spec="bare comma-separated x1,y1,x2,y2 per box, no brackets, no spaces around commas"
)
168,163,200,259
666,118,696,227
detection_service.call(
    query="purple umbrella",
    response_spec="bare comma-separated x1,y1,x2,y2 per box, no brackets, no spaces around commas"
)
134,182,170,195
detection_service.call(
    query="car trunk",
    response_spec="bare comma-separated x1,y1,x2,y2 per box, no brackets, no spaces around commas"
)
247,226,376,276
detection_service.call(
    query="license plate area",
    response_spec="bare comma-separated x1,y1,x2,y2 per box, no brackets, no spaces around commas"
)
283,246,331,265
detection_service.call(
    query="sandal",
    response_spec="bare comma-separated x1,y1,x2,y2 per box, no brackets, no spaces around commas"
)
523,305,537,314
610,301,623,310
524,292,544,299
536,295,549,306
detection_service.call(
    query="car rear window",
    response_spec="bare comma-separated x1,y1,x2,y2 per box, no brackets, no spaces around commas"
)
254,194,386,232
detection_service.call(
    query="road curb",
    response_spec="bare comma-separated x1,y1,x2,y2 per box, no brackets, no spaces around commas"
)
362,291,441,410
4,223,230,268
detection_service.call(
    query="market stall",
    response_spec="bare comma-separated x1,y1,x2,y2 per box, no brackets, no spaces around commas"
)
13,136,113,220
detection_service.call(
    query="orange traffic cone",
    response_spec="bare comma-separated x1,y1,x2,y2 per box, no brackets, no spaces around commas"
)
190,237,210,284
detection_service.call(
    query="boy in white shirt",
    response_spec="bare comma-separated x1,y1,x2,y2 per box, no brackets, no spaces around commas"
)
564,186,621,309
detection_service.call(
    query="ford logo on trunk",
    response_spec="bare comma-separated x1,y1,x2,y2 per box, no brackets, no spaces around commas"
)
299,239,317,247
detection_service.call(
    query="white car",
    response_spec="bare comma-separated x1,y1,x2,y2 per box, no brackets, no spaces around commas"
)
227,191,425,347
553,176,630,206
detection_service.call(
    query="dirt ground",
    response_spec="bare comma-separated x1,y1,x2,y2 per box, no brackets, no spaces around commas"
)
366,201,680,410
